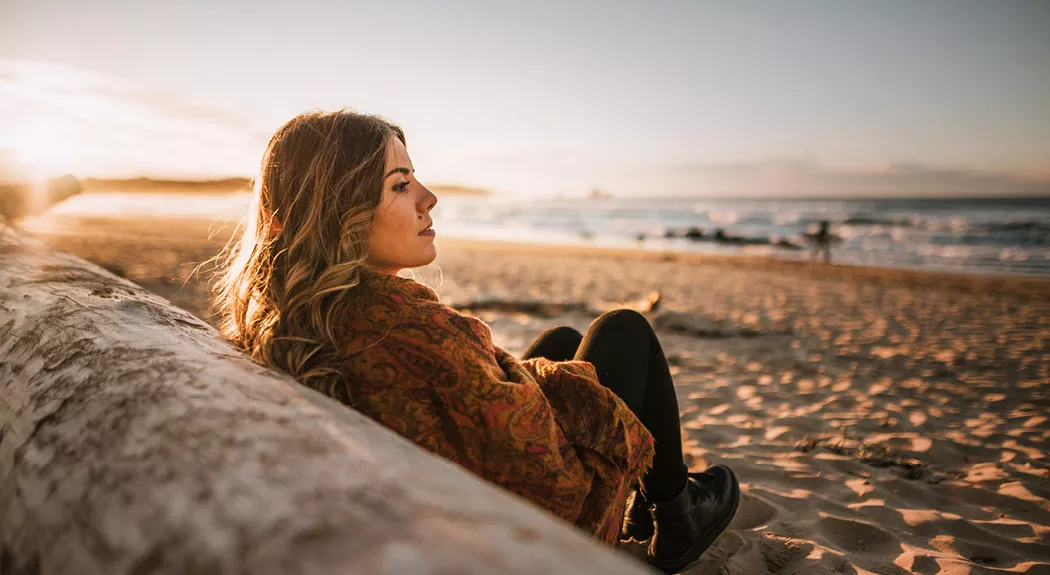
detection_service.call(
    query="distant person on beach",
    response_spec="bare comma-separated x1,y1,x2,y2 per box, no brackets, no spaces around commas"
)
809,220,834,263
211,110,738,573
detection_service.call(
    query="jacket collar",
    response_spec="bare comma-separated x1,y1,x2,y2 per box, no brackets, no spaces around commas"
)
340,267,438,355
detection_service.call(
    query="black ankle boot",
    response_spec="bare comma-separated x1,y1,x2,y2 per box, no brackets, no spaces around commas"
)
620,488,654,542
647,465,740,574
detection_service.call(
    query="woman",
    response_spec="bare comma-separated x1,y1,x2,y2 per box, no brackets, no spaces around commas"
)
212,110,739,573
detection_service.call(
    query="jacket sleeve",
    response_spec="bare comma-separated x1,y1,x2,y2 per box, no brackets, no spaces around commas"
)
512,351,654,476
338,307,596,520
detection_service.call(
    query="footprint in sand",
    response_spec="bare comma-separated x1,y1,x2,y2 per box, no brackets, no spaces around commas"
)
728,492,779,530
817,514,901,555
927,535,1020,570
679,530,814,575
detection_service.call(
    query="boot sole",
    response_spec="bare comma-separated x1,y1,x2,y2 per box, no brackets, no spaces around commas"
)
647,466,740,574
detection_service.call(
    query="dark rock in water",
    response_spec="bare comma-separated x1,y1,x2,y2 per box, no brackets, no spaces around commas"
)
711,228,772,246
683,227,705,240
714,228,749,244
657,225,789,248
635,232,647,242
843,214,914,227
775,238,803,250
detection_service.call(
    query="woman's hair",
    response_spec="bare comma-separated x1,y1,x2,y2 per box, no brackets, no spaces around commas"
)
210,109,404,397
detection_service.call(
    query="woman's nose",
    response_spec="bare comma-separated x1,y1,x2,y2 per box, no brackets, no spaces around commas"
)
423,187,438,211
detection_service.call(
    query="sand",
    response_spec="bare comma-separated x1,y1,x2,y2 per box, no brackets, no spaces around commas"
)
20,210,1050,574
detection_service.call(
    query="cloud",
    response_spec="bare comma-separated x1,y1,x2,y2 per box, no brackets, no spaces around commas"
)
0,61,260,136
0,60,267,177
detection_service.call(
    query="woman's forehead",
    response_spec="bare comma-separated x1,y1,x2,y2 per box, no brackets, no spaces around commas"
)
386,137,411,167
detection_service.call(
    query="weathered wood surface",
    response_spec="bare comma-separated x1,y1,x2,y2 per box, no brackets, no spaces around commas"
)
0,224,653,575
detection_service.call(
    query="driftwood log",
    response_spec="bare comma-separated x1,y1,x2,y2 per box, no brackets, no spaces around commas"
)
0,224,653,575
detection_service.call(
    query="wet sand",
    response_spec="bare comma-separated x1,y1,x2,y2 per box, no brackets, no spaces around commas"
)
21,211,1050,574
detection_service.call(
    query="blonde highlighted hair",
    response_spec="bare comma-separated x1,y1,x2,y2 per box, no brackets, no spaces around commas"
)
210,109,404,398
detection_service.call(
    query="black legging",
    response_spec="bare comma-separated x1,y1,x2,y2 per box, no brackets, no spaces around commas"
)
521,309,688,502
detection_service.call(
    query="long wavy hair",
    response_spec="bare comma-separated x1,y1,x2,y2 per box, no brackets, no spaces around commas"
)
211,109,404,397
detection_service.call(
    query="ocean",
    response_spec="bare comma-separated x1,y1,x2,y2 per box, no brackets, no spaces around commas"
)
432,195,1050,277
41,192,1050,277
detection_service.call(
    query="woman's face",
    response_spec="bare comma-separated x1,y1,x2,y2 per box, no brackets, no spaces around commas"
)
366,136,439,274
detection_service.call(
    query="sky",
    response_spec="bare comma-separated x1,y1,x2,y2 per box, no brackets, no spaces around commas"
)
1,0,1048,198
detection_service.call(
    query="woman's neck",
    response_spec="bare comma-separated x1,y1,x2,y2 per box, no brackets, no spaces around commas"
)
362,262,401,277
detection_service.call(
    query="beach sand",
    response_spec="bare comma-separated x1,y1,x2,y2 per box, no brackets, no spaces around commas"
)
21,211,1050,574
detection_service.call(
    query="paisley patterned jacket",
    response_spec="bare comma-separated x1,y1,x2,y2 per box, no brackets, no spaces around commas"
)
332,269,655,544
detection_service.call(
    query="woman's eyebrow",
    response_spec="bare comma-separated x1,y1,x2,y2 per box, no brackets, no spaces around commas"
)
384,167,412,179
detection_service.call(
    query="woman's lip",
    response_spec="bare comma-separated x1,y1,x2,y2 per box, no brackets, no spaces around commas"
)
419,229,436,237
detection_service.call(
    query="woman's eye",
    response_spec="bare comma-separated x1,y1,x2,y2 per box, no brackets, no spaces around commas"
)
394,181,409,193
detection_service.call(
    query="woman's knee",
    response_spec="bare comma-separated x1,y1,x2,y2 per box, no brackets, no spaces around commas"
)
540,325,583,347
537,327,588,350
523,325,583,362
590,308,654,336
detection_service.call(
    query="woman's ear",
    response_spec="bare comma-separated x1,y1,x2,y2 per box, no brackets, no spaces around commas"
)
267,212,282,240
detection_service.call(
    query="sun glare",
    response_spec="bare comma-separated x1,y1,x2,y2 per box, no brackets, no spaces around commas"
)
9,118,80,179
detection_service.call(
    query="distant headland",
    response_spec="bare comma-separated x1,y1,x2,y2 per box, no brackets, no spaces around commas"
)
81,178,493,196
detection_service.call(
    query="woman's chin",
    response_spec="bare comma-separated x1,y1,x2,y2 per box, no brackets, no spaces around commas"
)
415,246,437,267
